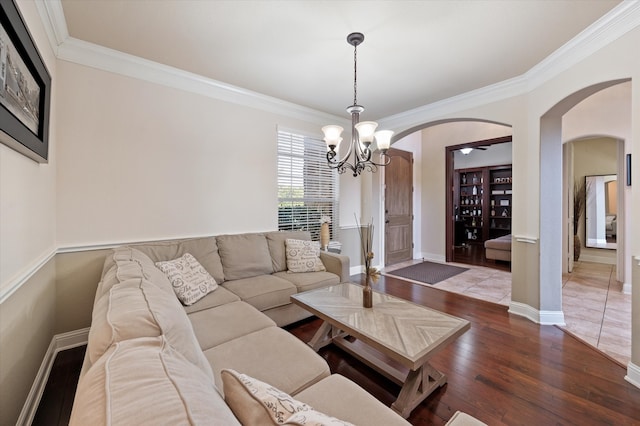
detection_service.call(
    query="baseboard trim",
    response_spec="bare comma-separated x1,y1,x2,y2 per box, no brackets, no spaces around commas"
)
579,253,616,265
418,252,446,263
508,301,566,325
17,328,89,426
625,361,640,390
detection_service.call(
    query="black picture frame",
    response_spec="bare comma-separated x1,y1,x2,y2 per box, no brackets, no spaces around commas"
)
626,153,632,186
0,0,51,163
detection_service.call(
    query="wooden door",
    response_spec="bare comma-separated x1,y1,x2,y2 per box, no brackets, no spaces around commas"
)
385,148,413,265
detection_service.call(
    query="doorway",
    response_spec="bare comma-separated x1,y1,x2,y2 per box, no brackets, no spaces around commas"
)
445,136,512,269
384,148,413,266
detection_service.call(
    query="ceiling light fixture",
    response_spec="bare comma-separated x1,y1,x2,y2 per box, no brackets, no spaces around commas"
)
460,147,473,155
322,32,393,177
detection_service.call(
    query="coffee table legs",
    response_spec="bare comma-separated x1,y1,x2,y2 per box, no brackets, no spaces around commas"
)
307,322,347,351
307,321,447,419
391,363,447,418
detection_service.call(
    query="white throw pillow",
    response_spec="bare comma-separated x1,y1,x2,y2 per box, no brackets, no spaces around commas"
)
285,239,326,273
155,253,218,305
221,369,353,425
285,410,355,425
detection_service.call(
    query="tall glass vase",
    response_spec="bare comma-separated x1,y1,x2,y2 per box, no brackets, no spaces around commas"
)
320,222,330,250
363,275,373,308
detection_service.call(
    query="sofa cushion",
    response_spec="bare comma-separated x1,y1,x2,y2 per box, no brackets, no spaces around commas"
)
484,234,512,250
217,233,273,280
98,247,174,298
221,368,312,424
70,336,240,426
155,253,218,305
266,230,310,272
204,327,330,395
88,278,213,379
188,301,275,350
285,239,326,273
133,236,225,284
274,270,340,293
294,374,411,425
221,275,296,311
183,285,241,314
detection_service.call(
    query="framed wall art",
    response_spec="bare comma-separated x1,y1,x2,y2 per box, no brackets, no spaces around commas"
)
0,0,51,163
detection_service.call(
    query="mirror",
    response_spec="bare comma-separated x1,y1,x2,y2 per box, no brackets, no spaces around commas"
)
585,174,617,249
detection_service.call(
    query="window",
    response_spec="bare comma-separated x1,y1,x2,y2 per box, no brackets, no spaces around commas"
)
278,129,339,241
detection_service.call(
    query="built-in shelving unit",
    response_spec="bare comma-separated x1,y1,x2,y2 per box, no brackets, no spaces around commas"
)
454,165,512,244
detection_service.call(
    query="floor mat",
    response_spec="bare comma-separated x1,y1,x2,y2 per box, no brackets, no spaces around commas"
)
385,261,468,285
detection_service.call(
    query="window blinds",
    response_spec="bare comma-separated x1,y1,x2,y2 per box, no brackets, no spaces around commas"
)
277,129,339,241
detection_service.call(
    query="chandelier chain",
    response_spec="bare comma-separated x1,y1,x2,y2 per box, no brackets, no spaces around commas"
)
353,42,358,106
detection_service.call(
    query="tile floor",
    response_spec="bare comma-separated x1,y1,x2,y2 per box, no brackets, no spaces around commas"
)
383,259,631,366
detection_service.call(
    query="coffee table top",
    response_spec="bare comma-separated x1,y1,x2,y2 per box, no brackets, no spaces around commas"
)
291,283,470,369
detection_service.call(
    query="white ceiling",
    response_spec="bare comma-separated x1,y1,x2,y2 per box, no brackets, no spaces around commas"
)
59,0,621,121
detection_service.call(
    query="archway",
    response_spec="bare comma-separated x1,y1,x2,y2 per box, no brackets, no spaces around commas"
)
539,79,630,324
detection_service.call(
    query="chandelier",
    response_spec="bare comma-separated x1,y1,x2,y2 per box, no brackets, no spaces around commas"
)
322,32,393,177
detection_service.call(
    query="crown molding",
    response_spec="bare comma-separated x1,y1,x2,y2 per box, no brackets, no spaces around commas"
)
381,1,640,131
35,0,640,131
525,0,640,90
34,0,343,126
57,37,344,125
379,75,528,131
34,0,68,52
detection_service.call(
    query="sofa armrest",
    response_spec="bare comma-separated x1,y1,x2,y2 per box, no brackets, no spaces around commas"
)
319,251,350,282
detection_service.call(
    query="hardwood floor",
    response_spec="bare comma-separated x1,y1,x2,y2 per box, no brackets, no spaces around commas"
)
32,345,85,426
35,273,640,425
452,242,510,272
289,274,640,425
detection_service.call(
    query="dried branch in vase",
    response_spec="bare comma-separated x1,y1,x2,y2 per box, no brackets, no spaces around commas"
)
355,215,379,282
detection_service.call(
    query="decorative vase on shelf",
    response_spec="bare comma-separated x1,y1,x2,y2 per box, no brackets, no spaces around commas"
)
320,222,330,250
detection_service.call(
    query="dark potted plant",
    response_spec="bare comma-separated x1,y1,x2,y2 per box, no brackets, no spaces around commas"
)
573,180,587,261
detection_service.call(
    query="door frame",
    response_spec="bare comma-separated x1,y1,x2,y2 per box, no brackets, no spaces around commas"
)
445,136,512,262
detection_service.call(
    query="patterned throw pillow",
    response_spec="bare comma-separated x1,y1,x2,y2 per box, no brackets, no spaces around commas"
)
285,239,326,273
285,410,354,425
155,253,218,305
221,369,353,425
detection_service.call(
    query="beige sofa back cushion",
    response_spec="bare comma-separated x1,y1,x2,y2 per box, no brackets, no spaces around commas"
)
217,233,273,280
97,247,174,300
266,231,310,272
132,236,225,284
70,336,240,426
88,278,213,380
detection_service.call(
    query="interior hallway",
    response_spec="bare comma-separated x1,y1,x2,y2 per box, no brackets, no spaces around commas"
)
383,259,631,366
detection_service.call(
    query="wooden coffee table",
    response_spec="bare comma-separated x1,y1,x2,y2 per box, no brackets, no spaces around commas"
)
291,283,470,418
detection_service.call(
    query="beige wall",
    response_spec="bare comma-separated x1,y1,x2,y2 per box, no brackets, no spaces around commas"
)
0,260,57,426
0,1,59,424
0,0,57,293
55,61,327,247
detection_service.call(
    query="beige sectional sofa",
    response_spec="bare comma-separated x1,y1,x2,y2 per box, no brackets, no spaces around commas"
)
69,231,413,425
